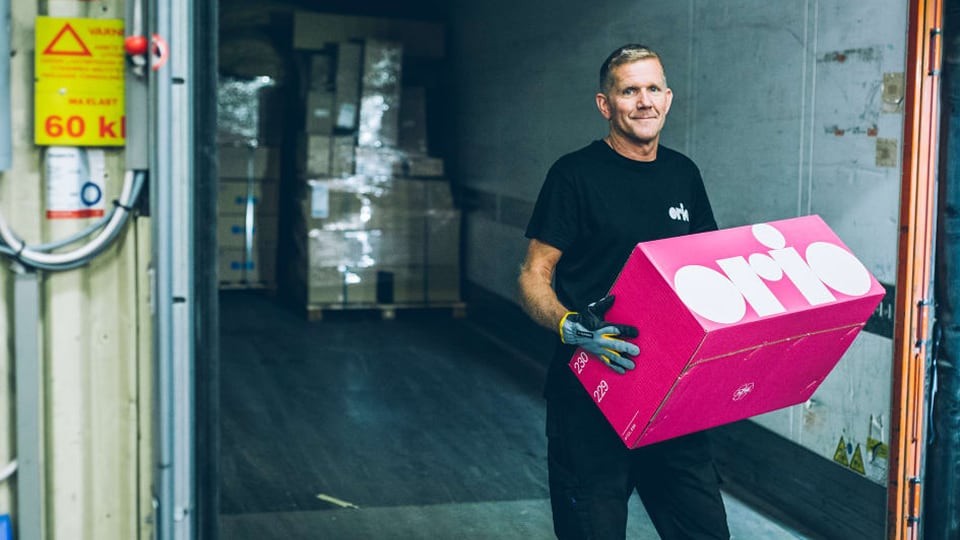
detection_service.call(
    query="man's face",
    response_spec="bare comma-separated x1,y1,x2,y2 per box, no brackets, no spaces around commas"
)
596,59,673,146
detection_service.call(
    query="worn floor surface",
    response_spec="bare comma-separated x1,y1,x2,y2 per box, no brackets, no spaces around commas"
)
219,290,814,539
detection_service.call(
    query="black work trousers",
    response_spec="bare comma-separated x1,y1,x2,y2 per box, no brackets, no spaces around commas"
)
547,387,730,540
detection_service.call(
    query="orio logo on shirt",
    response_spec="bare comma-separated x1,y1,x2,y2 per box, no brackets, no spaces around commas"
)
672,223,874,324
668,203,689,222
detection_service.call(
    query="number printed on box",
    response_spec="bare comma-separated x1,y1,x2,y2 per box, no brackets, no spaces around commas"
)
593,380,609,403
574,351,589,374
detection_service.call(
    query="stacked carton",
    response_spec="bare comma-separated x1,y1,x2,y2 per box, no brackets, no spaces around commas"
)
217,76,281,287
288,39,460,308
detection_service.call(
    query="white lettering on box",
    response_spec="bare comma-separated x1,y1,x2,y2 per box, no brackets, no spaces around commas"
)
673,223,873,324
674,265,747,324
593,380,609,403
805,242,873,296
573,351,589,374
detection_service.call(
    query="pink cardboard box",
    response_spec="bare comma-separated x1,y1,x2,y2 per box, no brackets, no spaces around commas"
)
569,215,885,448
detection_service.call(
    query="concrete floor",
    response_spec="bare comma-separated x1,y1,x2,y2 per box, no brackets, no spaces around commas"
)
218,290,815,539
220,493,810,539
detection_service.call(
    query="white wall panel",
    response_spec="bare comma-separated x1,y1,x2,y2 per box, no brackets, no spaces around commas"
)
464,214,528,302
688,1,811,227
0,1,152,537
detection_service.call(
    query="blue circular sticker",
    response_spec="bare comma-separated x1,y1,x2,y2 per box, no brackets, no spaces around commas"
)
80,181,102,207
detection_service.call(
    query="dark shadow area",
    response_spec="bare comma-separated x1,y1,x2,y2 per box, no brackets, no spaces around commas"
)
219,289,549,515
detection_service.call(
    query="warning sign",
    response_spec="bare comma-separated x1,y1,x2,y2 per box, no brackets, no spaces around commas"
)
833,436,850,467
849,444,866,475
34,17,125,147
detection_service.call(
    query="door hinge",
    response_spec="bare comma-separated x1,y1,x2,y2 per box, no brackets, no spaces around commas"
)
915,299,932,349
908,476,923,524
929,27,942,76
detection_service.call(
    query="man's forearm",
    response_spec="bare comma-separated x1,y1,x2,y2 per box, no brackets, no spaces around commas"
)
518,268,568,335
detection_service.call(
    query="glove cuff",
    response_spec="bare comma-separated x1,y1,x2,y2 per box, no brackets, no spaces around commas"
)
558,311,576,343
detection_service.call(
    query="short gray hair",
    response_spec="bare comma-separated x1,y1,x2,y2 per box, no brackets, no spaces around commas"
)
599,44,665,93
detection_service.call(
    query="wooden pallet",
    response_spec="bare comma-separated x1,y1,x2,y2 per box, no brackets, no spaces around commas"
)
306,301,467,321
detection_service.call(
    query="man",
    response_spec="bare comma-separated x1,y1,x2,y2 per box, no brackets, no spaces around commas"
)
518,44,731,539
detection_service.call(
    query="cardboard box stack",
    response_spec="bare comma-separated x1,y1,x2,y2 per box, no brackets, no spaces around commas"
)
287,39,460,309
217,76,281,287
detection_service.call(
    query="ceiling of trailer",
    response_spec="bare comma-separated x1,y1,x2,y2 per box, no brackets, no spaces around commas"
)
220,0,450,21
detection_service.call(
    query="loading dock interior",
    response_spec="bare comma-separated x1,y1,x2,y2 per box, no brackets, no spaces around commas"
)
0,0,956,538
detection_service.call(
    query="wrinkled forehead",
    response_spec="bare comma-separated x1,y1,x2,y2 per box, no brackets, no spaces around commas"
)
609,58,668,88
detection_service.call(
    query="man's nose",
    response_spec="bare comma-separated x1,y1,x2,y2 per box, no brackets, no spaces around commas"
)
636,91,652,107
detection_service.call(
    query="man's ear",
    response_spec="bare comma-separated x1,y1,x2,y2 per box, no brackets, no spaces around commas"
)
596,92,612,120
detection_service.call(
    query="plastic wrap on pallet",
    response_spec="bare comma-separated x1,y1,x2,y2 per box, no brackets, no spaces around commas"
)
306,177,454,231
217,76,276,146
334,42,363,130
399,86,429,154
298,168,461,306
358,40,402,148
302,209,461,303
331,135,356,176
355,146,406,179
358,93,400,148
309,229,383,269
362,40,402,89
307,219,426,268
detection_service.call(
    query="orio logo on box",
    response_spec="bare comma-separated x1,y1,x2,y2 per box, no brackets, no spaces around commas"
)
672,223,873,324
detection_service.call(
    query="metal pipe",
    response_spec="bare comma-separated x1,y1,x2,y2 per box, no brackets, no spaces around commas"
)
169,0,196,535
13,265,44,540
151,0,195,535
0,0,10,171
149,0,177,537
926,0,960,535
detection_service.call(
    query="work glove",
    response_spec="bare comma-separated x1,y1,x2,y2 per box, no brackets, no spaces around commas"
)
559,295,639,374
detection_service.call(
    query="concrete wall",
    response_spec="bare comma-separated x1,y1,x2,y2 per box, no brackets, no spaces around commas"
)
0,2,153,538
450,0,904,487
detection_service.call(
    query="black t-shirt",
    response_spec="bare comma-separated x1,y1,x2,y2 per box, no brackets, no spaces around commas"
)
525,140,718,397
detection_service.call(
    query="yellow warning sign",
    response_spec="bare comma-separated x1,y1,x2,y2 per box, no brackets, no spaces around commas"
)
34,17,125,146
850,444,866,475
833,436,849,466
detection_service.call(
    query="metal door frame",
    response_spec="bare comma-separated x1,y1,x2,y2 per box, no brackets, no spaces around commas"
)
889,0,943,537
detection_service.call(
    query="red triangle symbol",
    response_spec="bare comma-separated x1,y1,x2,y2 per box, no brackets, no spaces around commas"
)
43,23,92,56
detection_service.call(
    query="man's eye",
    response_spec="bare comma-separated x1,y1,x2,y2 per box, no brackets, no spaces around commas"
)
649,86,661,93
623,88,637,95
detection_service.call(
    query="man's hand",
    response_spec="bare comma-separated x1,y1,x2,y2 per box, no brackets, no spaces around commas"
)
559,295,640,374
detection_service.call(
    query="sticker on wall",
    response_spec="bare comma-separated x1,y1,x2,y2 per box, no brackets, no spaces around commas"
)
866,415,889,463
882,73,905,113
45,146,106,219
0,514,10,540
850,444,866,475
867,436,889,461
833,436,850,467
876,138,898,168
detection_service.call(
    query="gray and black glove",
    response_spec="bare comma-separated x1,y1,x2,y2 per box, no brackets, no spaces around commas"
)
559,294,639,374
